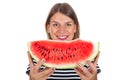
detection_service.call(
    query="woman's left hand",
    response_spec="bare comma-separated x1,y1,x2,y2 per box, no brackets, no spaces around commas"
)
75,51,100,80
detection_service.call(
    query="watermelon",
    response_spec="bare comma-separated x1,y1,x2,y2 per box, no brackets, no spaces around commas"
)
28,39,100,69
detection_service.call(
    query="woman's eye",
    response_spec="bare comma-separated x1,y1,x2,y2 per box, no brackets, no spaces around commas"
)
66,23,72,26
53,23,58,27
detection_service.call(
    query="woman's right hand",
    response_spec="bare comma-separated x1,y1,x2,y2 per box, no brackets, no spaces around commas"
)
27,52,55,80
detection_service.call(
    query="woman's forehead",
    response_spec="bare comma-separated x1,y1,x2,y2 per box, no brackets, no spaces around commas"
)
50,12,74,23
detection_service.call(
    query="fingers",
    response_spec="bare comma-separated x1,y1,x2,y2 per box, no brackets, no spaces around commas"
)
34,67,55,79
85,51,100,74
75,62,97,79
27,51,55,80
35,59,45,70
41,67,55,77
74,51,100,80
75,68,86,79
86,61,97,74
75,64,91,77
27,51,34,69
27,51,45,71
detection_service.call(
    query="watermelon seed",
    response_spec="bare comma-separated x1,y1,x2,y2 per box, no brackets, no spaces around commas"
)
44,53,46,56
44,48,46,51
61,49,63,52
68,47,71,50
70,55,72,58
56,49,58,51
35,43,42,51
35,43,40,48
53,48,58,53
43,47,47,51
47,51,50,54
53,48,55,51
74,48,76,51
66,50,67,54
61,57,63,60
66,47,71,54
39,50,42,52
73,54,75,57
41,52,44,56
58,57,60,60
69,54,75,58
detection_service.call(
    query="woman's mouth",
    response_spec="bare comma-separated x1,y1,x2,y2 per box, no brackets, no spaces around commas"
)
56,35,68,40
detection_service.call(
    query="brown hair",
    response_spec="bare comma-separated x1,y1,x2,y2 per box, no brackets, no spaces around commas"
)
45,3,80,40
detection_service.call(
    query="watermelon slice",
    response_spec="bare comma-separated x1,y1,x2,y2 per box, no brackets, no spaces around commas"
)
28,39,100,69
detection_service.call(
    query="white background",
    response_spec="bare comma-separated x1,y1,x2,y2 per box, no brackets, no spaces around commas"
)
0,0,120,80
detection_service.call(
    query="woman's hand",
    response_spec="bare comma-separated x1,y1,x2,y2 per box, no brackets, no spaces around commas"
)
27,52,55,80
75,51,100,80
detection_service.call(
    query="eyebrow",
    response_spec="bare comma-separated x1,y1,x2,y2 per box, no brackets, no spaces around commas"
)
50,20,73,23
50,21,58,23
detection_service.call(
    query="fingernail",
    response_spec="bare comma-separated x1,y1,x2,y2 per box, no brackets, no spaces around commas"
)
41,59,45,62
87,60,90,63
78,63,82,67
52,68,55,71
27,51,29,53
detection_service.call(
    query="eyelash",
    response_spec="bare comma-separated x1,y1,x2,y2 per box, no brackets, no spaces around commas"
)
53,23,58,26
66,23,72,26
51,23,72,27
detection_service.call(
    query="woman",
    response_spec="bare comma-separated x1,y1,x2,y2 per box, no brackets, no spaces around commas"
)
26,3,101,80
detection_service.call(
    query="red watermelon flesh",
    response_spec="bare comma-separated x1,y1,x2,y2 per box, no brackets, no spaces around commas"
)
28,39,100,69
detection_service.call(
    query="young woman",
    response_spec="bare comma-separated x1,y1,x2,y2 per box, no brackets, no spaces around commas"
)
26,3,101,80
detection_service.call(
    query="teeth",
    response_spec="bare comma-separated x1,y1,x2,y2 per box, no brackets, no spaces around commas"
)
58,36,67,38
57,35,68,40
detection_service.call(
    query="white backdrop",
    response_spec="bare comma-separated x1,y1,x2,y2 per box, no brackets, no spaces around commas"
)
0,0,120,80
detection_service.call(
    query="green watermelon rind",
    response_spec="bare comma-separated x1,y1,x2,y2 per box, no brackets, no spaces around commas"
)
28,41,100,69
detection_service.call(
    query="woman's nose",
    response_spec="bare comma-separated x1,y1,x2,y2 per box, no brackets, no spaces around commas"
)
58,26,65,33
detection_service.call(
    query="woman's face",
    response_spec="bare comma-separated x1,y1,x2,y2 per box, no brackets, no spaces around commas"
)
47,12,76,41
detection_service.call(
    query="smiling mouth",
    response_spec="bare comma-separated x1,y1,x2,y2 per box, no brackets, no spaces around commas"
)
56,35,68,40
